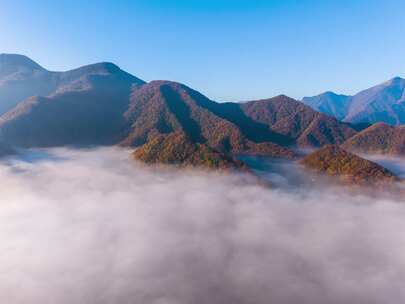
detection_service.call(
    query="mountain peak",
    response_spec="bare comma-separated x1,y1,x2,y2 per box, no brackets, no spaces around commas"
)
302,91,352,121
274,94,294,100
390,76,403,81
323,91,350,98
59,61,145,86
0,53,43,70
148,80,184,87
0,53,45,73
385,76,405,86
64,62,123,75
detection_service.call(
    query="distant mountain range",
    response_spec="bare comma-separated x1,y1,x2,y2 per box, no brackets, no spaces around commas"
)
303,77,405,125
0,53,403,182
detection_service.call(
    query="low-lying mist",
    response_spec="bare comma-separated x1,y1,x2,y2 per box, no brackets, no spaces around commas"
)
364,154,405,179
0,147,404,304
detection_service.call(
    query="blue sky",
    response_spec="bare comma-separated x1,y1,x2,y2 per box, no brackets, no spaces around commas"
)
1,0,404,101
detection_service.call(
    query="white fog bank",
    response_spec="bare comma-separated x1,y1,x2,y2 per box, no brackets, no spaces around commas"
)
0,147,404,304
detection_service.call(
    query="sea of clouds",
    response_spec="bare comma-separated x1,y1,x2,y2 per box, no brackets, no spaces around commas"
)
0,147,404,304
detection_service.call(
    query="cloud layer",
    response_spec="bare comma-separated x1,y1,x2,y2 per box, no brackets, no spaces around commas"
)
0,147,404,304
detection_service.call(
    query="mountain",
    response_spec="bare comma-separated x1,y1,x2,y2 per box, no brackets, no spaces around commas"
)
302,91,351,120
133,132,244,170
0,53,44,78
346,77,405,125
300,145,398,185
239,95,357,147
0,59,144,146
121,81,357,155
120,81,299,158
0,53,144,116
0,54,57,115
342,122,405,156
302,77,405,125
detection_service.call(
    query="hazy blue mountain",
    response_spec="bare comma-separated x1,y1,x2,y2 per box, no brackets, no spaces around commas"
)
0,53,44,78
0,53,145,116
302,91,351,120
0,54,58,114
345,77,405,125
302,77,405,125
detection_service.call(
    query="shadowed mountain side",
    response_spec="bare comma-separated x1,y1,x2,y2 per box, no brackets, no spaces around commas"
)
0,72,141,147
240,95,357,147
121,81,296,158
0,141,15,157
300,145,399,185
296,116,356,147
349,122,372,132
160,84,204,143
342,123,405,156
133,132,245,170
121,81,355,156
185,89,292,145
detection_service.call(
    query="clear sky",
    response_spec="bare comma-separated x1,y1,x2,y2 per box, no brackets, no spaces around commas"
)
1,0,404,101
